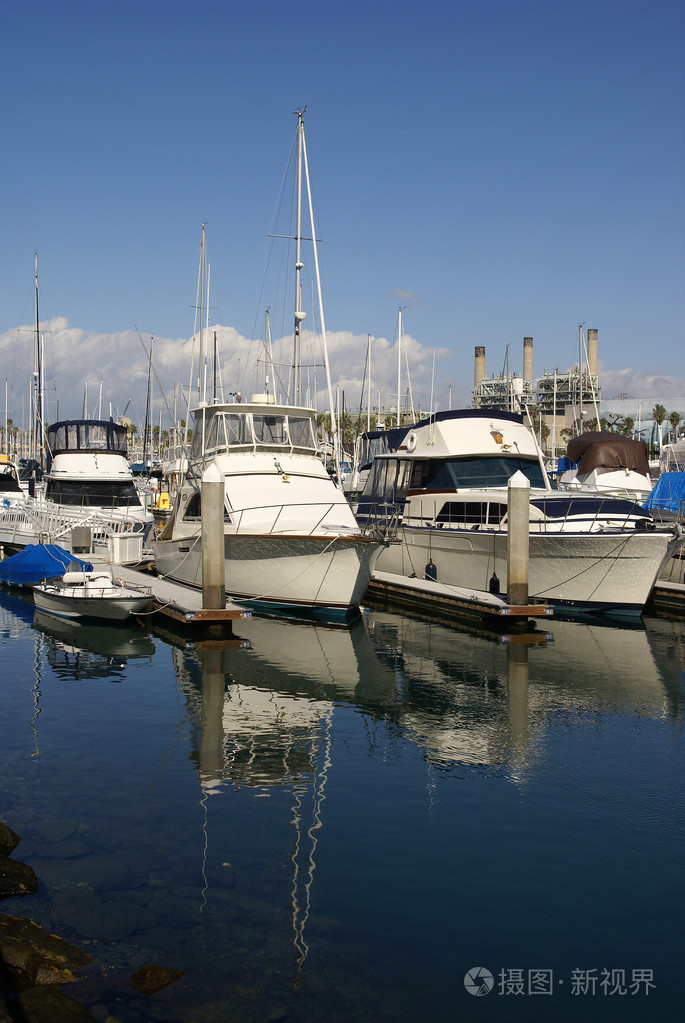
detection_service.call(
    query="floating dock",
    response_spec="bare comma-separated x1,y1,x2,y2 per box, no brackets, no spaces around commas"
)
364,571,552,631
114,563,251,634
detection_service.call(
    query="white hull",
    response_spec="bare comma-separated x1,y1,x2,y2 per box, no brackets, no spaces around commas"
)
152,531,381,615
376,524,676,613
33,581,152,621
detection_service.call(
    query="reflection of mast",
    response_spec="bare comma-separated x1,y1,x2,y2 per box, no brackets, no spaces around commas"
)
192,642,333,984
290,706,332,985
31,624,43,758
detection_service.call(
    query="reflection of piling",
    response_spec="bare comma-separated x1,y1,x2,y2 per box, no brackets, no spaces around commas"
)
506,643,530,761
199,648,226,785
201,464,226,609
507,471,530,605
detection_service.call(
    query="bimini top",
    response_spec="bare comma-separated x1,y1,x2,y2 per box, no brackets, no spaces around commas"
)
0,544,93,586
46,420,128,462
566,432,649,475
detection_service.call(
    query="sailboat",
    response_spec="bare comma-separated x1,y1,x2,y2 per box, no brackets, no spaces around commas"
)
151,111,386,620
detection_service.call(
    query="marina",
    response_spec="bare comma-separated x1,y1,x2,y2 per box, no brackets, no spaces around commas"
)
0,95,683,1023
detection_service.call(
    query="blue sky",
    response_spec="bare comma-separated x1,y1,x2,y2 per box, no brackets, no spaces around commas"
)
1,0,683,429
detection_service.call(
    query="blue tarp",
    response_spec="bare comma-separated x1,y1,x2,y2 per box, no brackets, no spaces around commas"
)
0,545,93,586
643,472,685,515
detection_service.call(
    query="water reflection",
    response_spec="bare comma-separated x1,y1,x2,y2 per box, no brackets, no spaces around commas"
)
32,610,155,681
2,584,683,1018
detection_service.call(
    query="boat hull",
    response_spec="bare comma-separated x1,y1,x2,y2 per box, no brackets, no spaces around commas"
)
375,525,676,614
32,585,152,621
151,532,382,617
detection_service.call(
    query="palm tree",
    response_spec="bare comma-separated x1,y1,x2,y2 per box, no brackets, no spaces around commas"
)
669,410,681,441
652,404,667,454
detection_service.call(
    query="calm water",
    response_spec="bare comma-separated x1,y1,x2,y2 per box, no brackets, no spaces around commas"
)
1,588,684,1023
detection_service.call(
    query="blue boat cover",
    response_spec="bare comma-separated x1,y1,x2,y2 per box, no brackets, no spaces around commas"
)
643,472,685,514
0,544,93,586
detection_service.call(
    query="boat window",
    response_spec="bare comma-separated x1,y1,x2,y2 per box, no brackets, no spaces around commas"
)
183,490,231,523
44,479,142,508
185,493,202,519
253,415,287,445
80,423,109,450
203,414,220,452
436,501,508,526
409,456,547,491
410,460,430,488
361,458,412,505
224,414,253,446
287,415,317,450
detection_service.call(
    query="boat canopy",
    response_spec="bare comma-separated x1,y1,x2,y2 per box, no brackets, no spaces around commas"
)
0,544,93,586
46,420,129,464
566,432,649,475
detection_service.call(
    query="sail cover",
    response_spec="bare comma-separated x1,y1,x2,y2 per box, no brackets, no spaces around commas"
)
0,544,93,586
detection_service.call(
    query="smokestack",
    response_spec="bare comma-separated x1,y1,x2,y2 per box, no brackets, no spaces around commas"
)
523,337,533,384
475,346,486,388
587,328,598,379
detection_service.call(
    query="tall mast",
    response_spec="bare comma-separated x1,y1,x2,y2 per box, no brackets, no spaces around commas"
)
199,223,206,406
578,323,584,435
292,111,306,405
396,308,402,427
300,110,339,475
367,334,372,433
34,251,45,469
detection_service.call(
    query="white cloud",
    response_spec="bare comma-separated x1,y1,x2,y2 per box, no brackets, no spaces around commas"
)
6,317,678,434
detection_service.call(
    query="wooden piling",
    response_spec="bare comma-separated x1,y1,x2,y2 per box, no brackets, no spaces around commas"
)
507,470,530,606
201,463,226,609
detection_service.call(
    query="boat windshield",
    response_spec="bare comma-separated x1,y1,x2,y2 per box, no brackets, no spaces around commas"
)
408,456,547,491
191,410,318,456
44,479,142,508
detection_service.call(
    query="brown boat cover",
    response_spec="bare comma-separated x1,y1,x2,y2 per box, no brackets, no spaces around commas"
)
566,432,649,474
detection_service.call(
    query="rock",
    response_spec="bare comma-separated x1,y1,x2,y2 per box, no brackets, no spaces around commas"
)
4,986,98,1022
0,821,21,855
0,854,40,899
130,963,185,995
0,912,93,991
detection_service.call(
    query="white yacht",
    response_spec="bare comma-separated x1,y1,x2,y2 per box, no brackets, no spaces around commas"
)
356,408,681,616
0,419,154,558
151,399,384,619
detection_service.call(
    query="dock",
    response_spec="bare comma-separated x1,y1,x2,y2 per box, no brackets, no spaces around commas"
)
365,571,552,631
113,563,252,634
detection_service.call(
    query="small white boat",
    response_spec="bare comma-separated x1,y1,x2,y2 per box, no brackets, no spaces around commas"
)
32,566,153,621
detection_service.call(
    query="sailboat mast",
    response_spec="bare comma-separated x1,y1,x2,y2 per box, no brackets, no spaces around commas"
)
292,111,307,406
199,224,206,406
33,252,45,469
300,110,339,475
396,308,402,428
578,323,584,435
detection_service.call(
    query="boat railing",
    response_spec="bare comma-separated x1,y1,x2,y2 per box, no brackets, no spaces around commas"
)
0,497,151,549
227,501,359,536
356,502,403,539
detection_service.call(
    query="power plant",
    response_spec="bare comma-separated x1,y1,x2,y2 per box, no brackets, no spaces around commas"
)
472,330,601,431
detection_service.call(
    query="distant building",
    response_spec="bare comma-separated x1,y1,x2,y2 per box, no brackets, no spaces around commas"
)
471,332,683,453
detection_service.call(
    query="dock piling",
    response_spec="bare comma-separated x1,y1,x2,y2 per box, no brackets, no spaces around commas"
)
507,471,531,606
